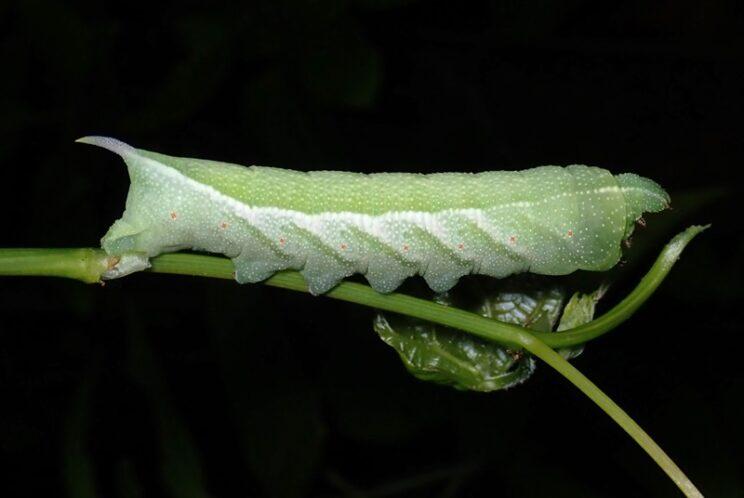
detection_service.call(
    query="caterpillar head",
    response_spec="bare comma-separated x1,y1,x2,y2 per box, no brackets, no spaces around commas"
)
616,173,671,239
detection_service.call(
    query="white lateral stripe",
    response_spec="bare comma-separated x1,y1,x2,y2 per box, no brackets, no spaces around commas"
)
136,153,629,239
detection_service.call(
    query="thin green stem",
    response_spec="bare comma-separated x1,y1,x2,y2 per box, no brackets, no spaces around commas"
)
0,225,707,497
0,248,110,283
150,254,525,347
0,226,706,350
520,336,702,497
530,225,710,347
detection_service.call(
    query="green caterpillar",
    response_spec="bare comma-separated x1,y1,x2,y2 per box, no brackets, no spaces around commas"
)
78,137,669,294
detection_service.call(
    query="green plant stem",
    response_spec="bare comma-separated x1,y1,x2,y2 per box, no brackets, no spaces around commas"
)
0,225,707,497
523,336,702,497
0,227,706,350
0,248,110,283
530,225,710,347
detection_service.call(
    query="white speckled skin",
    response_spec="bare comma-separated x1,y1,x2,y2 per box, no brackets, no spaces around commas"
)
78,137,670,294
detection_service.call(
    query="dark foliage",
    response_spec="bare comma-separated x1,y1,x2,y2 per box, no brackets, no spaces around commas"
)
1,1,742,496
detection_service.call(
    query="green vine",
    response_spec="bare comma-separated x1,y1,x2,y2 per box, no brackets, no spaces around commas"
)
0,225,708,497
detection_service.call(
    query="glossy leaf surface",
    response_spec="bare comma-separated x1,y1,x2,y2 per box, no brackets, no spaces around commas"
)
375,283,604,391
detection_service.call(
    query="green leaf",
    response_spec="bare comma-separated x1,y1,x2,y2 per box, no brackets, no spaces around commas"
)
374,284,570,392
555,286,607,359
374,313,535,391
477,287,564,332
374,282,609,391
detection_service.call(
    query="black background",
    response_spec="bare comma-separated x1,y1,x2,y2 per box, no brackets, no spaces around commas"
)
1,1,742,497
